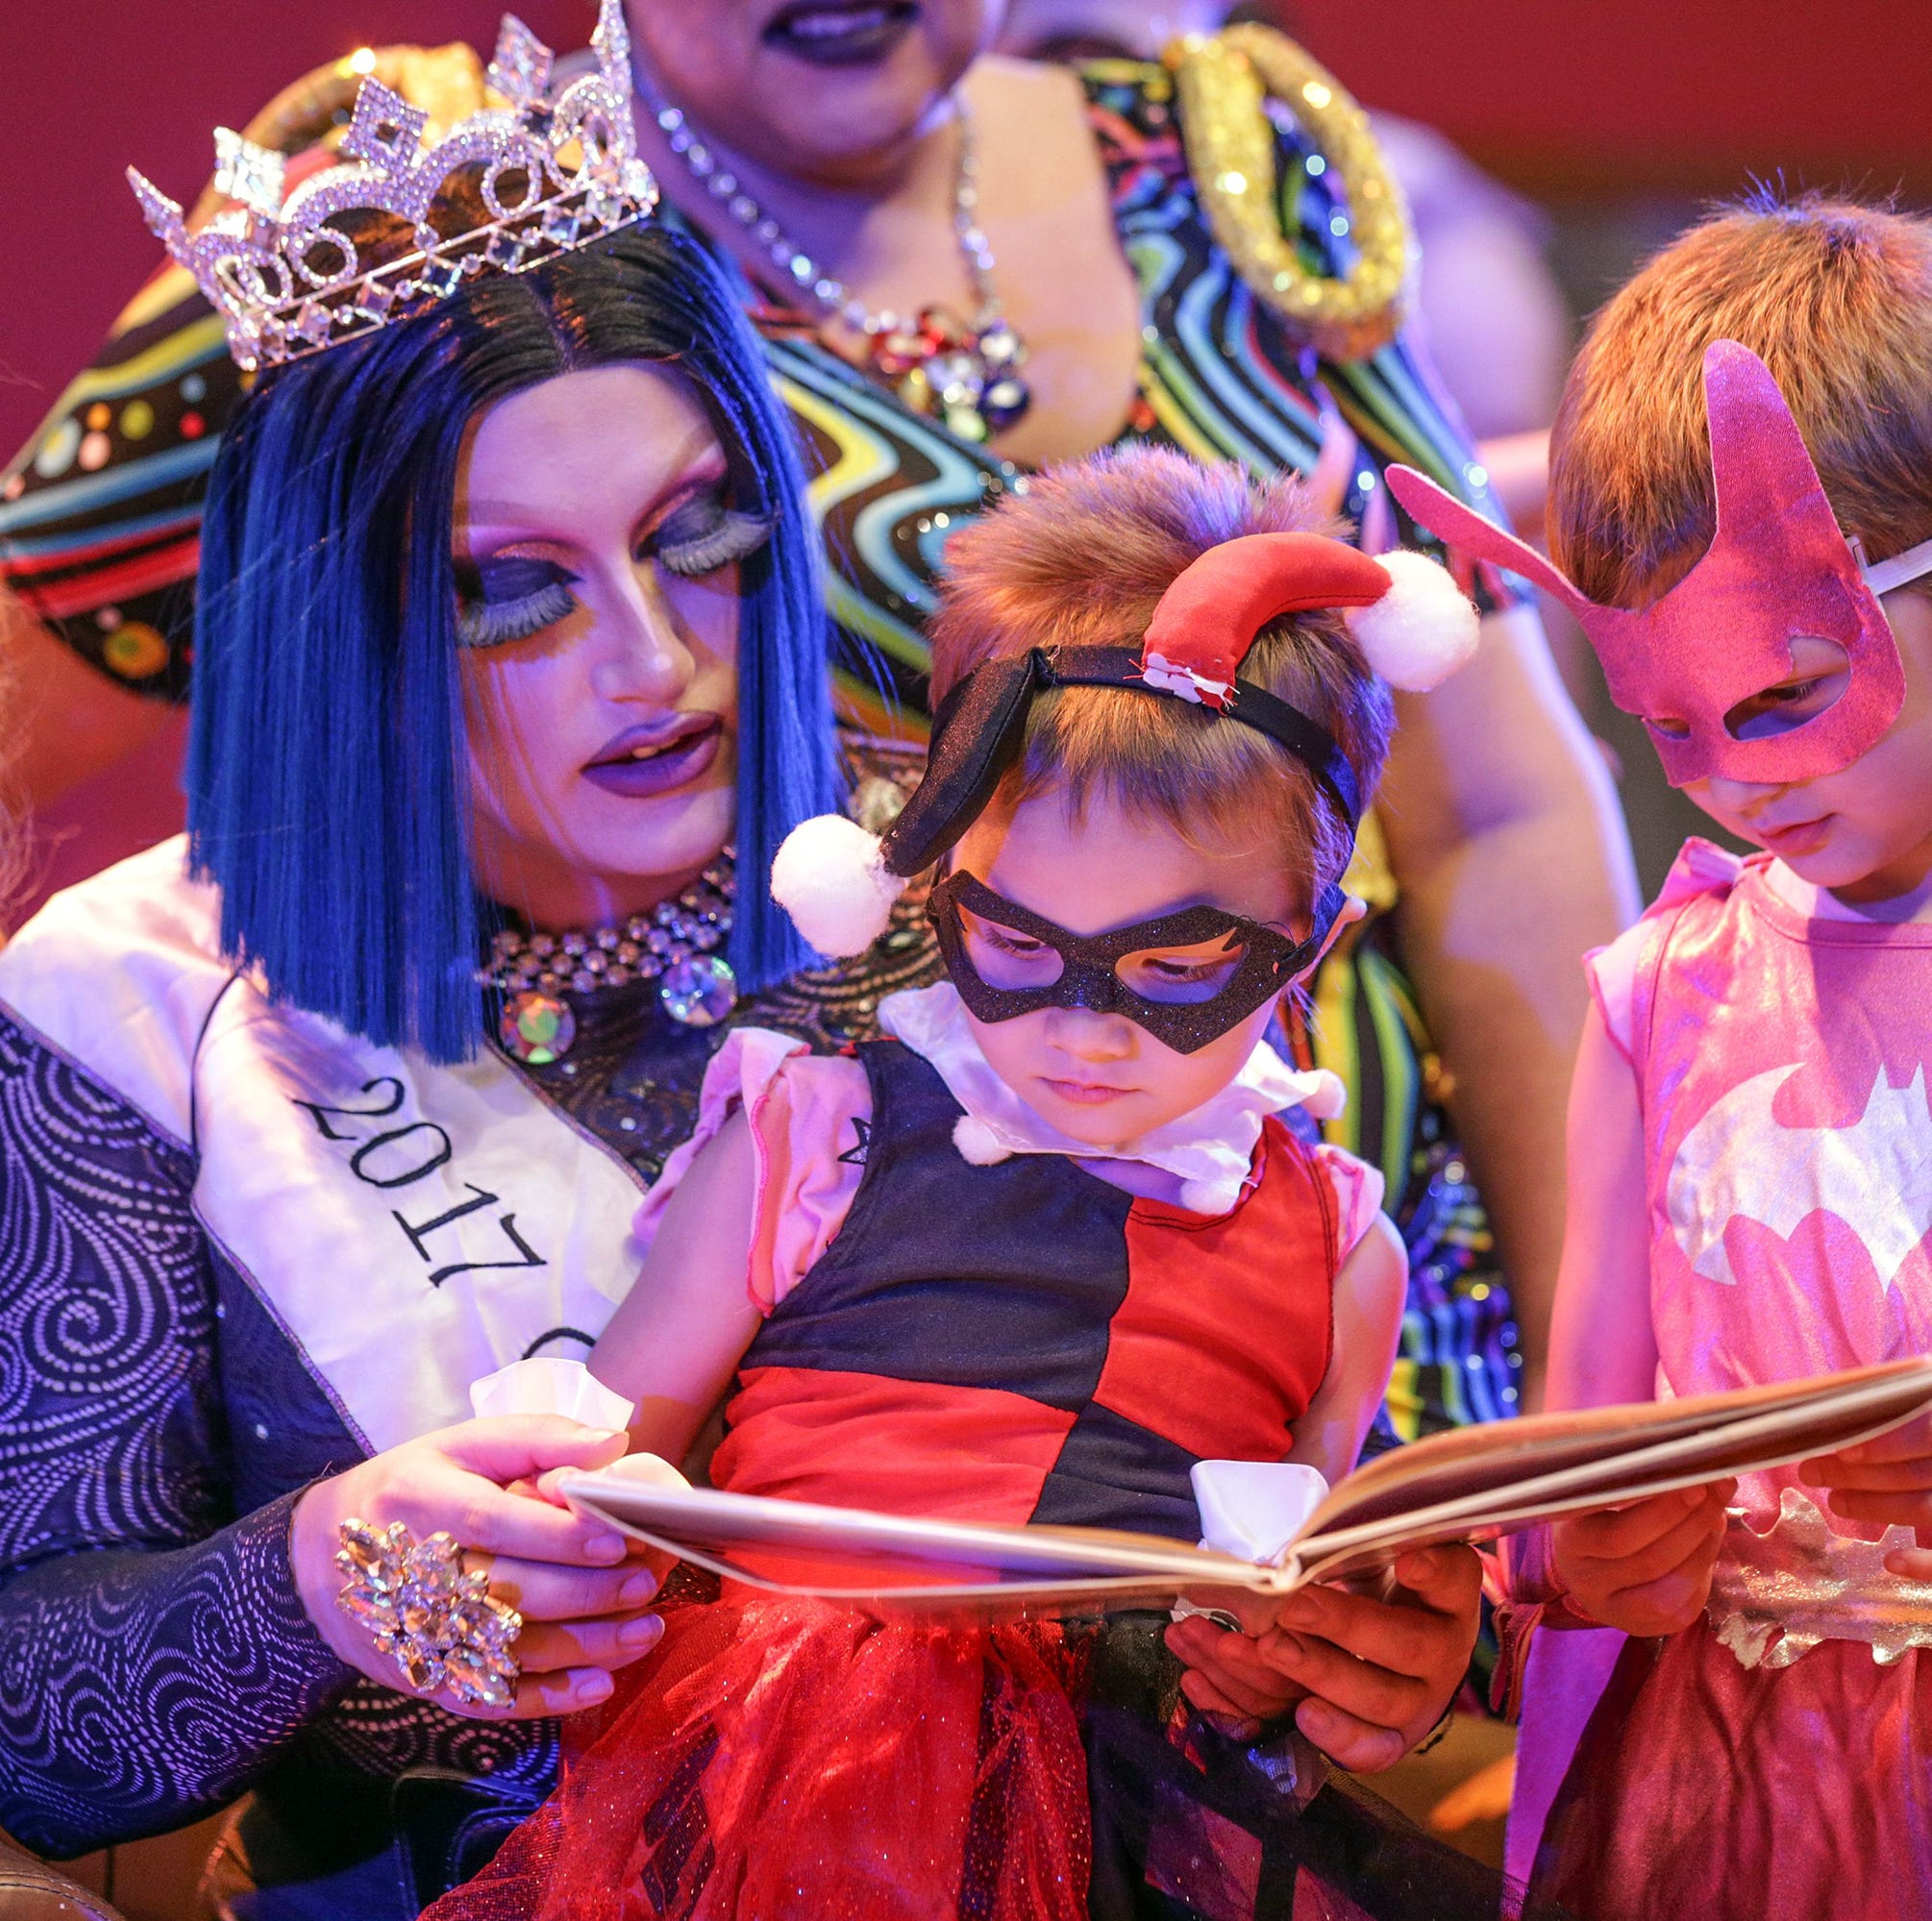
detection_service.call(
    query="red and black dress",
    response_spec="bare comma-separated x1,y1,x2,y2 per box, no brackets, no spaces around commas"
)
427,1029,1529,1921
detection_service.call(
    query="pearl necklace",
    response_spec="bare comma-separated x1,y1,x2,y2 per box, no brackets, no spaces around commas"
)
486,852,737,1065
635,82,1031,444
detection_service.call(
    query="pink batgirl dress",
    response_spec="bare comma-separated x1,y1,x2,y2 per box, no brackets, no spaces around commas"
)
1517,842,1932,1919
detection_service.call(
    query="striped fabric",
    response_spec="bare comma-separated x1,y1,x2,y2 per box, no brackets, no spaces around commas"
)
0,54,1522,1438
0,267,230,697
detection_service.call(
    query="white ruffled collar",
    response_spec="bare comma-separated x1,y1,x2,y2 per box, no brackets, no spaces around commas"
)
878,981,1345,1217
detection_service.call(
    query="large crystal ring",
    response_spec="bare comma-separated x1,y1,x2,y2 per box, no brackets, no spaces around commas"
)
334,1518,523,1710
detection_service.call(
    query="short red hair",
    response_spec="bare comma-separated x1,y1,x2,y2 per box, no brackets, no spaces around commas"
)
1550,194,1932,605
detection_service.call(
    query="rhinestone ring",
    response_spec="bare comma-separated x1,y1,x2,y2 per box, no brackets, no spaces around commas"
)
334,1518,524,1710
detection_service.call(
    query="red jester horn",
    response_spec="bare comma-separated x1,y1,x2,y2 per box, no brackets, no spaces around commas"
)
1138,530,1477,707
1385,340,1907,788
1138,533,1397,708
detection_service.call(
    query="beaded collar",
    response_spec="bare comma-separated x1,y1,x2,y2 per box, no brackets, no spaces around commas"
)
484,851,736,1063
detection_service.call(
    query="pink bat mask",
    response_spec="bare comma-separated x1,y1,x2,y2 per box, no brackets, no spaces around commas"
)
1387,340,1928,788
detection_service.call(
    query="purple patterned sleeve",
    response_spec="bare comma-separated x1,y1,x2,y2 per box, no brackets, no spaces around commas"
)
0,1011,351,1855
0,1497,352,1855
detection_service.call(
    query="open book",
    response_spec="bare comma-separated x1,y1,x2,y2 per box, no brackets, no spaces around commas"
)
557,1358,1932,1616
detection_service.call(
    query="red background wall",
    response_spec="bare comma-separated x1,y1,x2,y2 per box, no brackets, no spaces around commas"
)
4,0,1928,459
1297,0,1932,199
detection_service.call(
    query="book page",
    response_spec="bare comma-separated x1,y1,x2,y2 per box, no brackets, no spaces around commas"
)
557,1471,1296,1613
1293,1358,1932,1543
557,1358,1932,1614
1290,1358,1932,1581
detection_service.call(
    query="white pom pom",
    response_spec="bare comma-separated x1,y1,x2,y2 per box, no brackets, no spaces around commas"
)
1178,1176,1233,1216
1295,1069,1350,1121
1345,550,1480,692
953,1116,1011,1166
770,815,904,957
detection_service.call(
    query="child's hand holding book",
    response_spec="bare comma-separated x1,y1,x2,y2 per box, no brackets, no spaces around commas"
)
1800,1408,1932,1579
1166,1543,1484,1769
1548,1480,1736,1638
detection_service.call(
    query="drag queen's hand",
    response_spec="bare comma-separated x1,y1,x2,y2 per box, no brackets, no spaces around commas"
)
1803,1411,1932,1572
1166,1543,1484,1769
290,1416,664,1718
1549,1480,1734,1638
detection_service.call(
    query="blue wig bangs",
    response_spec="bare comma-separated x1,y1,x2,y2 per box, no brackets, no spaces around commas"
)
189,225,841,1063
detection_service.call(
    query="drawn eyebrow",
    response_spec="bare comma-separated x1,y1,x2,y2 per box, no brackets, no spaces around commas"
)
458,430,724,533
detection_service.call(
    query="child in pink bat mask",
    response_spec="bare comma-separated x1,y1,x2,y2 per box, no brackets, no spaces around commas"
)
1394,198,1932,1921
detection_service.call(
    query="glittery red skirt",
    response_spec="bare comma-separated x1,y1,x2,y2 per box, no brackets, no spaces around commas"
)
1533,1621,1932,1921
420,1594,1094,1921
420,1592,1550,1921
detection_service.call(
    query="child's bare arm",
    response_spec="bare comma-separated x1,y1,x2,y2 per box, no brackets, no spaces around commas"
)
1287,1211,1406,1486
1545,1002,1657,1411
1548,1004,1731,1634
589,1107,765,1463
1166,1210,1413,1744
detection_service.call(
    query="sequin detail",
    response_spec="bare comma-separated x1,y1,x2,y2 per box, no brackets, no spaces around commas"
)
657,953,736,1027
1709,1486,1932,1670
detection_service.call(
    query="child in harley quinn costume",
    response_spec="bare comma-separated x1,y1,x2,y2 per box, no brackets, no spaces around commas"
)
429,448,1527,1921
1393,199,1932,1921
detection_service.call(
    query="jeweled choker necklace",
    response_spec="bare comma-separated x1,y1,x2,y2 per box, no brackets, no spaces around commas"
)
633,79,1030,444
485,852,737,1065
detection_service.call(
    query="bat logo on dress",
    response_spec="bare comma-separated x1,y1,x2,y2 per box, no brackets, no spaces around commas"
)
1667,1064,1932,1290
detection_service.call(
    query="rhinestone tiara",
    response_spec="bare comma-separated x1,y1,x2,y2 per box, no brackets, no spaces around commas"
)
128,0,657,373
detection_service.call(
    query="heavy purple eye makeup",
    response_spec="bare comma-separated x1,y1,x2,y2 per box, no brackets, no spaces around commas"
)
455,479,771,649
645,484,773,579
457,555,582,650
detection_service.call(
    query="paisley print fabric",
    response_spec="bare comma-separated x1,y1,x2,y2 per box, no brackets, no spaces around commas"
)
0,1005,569,1897
0,1012,347,1853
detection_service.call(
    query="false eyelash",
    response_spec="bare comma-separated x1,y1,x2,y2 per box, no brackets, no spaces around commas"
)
456,579,580,650
983,926,1048,955
656,509,775,579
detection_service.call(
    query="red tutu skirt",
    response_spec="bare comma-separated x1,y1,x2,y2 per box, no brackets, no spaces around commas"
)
423,1594,1559,1921
1533,1622,1932,1921
422,1594,1094,1921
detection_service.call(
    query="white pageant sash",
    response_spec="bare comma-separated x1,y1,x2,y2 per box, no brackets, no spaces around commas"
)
0,837,644,1453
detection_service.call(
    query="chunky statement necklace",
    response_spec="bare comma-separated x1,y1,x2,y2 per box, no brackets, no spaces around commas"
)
487,851,737,1065
635,82,1031,443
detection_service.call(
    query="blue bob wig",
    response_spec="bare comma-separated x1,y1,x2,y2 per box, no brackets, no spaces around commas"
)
190,222,841,1062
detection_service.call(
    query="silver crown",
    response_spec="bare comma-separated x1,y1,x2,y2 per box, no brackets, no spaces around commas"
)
129,0,657,372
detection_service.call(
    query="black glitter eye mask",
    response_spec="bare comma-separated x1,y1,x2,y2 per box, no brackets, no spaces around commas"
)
929,869,1343,1053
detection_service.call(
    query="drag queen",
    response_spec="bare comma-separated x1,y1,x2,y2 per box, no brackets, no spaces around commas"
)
0,16,1481,1917
0,15,882,1915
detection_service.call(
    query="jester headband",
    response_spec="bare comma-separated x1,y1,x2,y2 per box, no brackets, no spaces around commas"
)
1387,340,1932,788
770,530,1477,1045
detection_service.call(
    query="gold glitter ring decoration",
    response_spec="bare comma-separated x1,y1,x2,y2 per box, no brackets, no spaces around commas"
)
335,1519,523,1709
1170,25,1412,363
